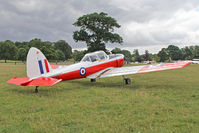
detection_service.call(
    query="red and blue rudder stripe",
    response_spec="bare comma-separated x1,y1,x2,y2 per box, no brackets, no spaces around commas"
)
38,59,50,74
44,59,50,73
38,60,44,74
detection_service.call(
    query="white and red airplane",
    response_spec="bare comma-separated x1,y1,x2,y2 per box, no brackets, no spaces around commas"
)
7,47,191,92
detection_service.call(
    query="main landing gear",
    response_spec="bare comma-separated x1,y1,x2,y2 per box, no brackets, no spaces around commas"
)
35,86,39,93
91,79,96,82
90,76,131,85
123,75,131,85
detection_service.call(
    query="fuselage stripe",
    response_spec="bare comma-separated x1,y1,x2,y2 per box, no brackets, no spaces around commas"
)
44,59,49,73
38,60,44,74
56,58,124,81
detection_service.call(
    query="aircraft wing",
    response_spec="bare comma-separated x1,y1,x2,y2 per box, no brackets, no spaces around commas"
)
87,61,191,78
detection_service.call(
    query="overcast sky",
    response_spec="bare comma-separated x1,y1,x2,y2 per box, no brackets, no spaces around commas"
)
1,0,199,53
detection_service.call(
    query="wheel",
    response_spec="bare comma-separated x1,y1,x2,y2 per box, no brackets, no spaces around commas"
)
91,79,96,82
125,78,131,84
35,86,39,93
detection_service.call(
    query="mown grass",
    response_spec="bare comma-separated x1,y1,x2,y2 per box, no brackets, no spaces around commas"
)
0,63,199,133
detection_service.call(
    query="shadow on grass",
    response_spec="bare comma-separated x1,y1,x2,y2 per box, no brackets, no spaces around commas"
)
8,86,66,97
8,78,175,96
68,79,173,91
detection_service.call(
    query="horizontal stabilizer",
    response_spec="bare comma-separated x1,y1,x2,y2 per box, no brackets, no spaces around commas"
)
7,77,62,86
25,77,62,86
7,77,30,86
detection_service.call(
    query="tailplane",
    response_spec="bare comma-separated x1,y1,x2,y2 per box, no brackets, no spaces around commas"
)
7,77,62,86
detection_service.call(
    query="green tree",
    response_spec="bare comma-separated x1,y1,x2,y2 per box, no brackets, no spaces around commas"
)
121,50,132,59
111,48,122,54
28,38,43,49
181,46,193,60
111,48,132,60
18,48,27,62
143,50,151,61
54,40,72,60
193,45,199,58
73,12,123,52
133,49,143,62
0,40,18,63
40,46,57,60
56,50,65,61
151,54,160,62
73,50,85,61
157,48,169,62
167,45,183,60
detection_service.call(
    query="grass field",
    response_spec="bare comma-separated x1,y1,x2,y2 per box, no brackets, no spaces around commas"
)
0,63,199,133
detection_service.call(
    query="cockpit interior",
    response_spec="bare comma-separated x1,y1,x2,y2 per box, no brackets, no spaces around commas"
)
81,51,108,62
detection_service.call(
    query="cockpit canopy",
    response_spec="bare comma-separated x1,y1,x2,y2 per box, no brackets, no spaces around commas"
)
81,51,108,62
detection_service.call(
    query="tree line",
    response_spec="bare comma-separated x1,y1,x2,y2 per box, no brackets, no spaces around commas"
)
0,39,72,63
0,38,199,63
111,45,199,62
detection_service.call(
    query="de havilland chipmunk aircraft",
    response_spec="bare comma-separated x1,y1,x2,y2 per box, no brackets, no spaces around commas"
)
7,47,191,92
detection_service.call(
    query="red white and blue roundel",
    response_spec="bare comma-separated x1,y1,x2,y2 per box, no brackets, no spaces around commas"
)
80,67,86,76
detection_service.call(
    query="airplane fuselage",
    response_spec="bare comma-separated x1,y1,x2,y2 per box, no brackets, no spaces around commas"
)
48,54,124,81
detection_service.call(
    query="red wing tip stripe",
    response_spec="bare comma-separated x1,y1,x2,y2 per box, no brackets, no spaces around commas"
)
138,67,182,73
141,65,185,71
138,62,191,73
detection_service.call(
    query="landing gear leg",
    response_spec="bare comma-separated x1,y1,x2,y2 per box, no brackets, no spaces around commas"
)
35,86,39,93
123,75,131,85
91,79,96,82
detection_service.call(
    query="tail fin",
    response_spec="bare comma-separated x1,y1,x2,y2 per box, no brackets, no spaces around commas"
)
27,47,52,79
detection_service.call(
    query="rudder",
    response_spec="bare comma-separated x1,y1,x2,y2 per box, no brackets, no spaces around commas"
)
27,47,52,79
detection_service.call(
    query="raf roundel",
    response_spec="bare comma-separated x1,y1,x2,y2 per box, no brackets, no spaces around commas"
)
80,67,86,76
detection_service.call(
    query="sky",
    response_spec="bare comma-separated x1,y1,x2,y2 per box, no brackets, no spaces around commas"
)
1,0,199,53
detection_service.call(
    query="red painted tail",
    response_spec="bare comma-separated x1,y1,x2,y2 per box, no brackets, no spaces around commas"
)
7,77,62,86
7,47,61,87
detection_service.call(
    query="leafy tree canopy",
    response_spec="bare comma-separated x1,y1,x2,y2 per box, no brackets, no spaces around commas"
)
73,12,123,52
73,50,86,61
133,49,143,62
111,48,132,59
181,46,193,60
6,39,72,61
167,45,183,60
40,46,57,60
158,48,169,62
54,40,72,60
56,50,65,61
143,50,152,61
18,48,27,62
0,40,18,63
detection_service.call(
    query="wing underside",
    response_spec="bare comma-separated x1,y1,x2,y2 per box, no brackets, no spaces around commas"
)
87,61,191,79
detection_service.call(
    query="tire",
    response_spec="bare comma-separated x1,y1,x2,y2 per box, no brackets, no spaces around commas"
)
91,79,96,82
125,78,131,84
